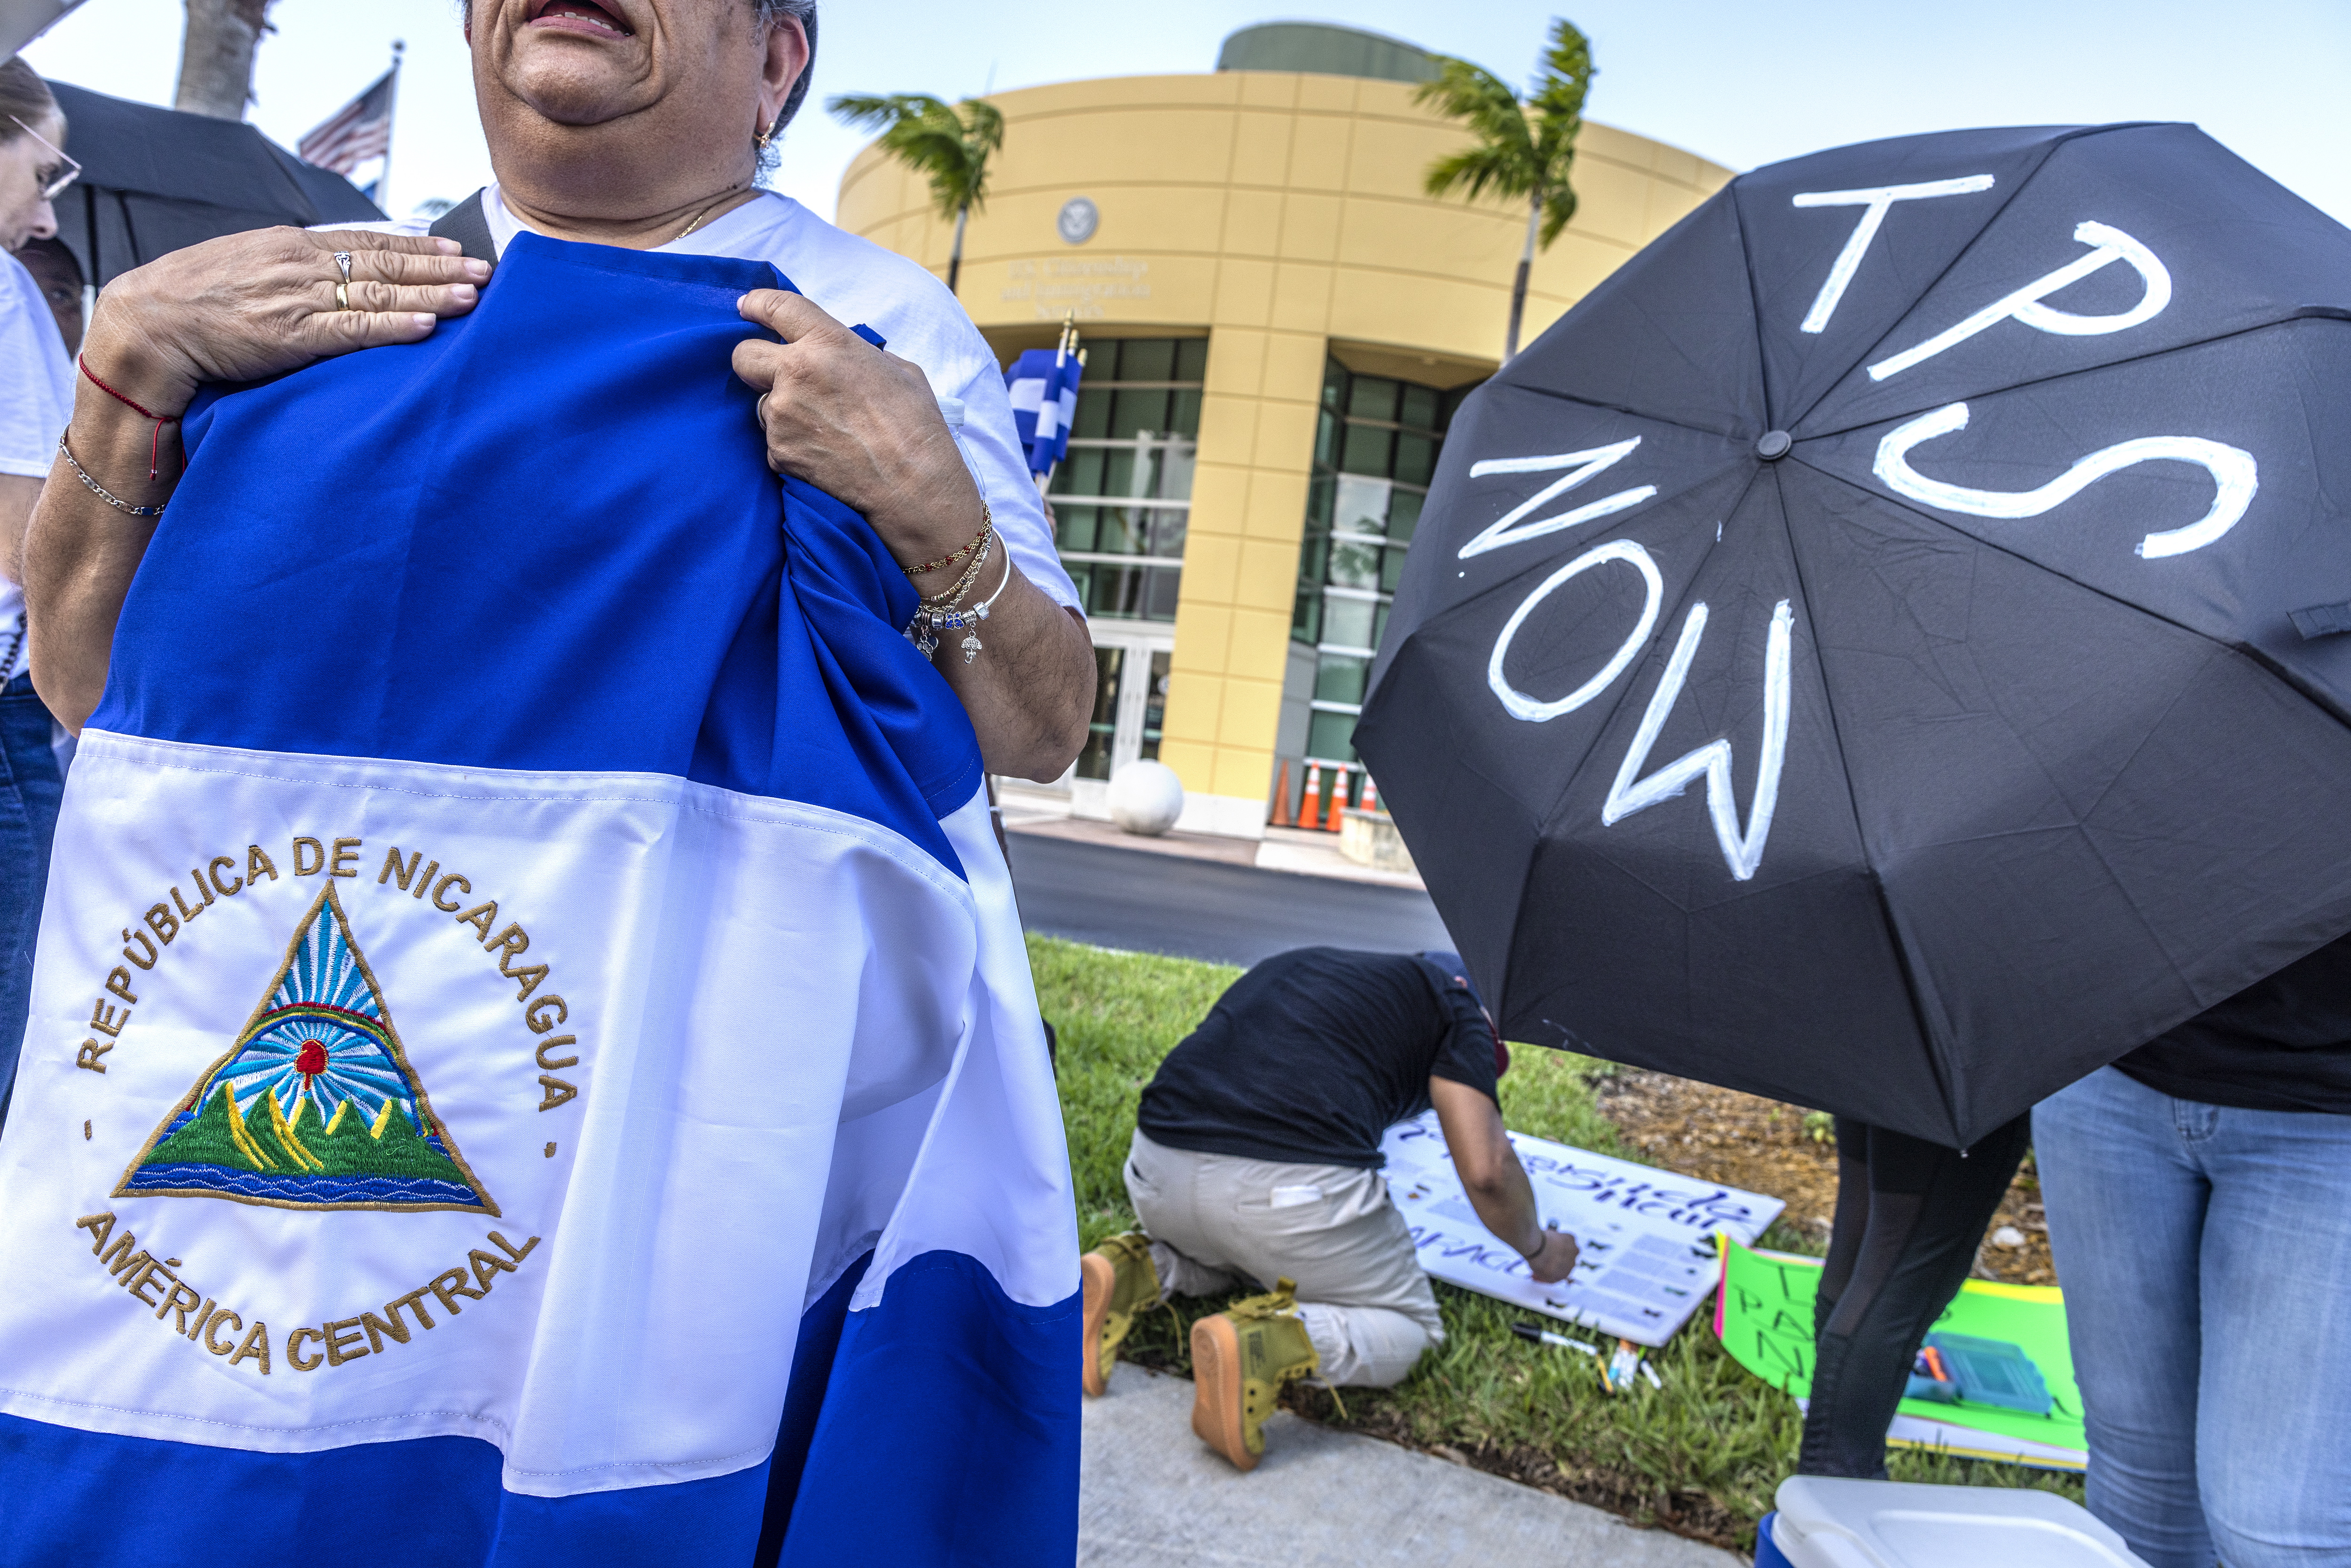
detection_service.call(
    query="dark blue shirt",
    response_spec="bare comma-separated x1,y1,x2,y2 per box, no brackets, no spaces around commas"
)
1136,947,1499,1168
2119,932,2351,1113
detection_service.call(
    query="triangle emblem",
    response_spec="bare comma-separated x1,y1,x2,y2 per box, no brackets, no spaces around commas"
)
116,883,499,1215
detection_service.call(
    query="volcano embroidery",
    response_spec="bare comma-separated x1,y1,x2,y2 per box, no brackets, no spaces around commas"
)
116,883,498,1215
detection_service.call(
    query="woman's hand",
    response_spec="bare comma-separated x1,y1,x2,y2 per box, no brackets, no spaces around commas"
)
28,228,486,734
731,287,1094,783
78,227,488,416
732,289,983,592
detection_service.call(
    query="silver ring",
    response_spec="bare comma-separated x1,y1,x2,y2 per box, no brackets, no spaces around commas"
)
755,392,770,425
333,251,353,285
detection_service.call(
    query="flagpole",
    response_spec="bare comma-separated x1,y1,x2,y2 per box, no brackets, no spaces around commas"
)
377,40,405,215
1036,312,1081,495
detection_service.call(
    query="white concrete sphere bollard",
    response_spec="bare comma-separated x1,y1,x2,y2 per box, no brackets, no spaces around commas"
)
1107,760,1184,837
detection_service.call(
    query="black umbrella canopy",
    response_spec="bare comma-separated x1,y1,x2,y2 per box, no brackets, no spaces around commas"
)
0,0,86,63
44,80,383,289
1357,123,2351,1147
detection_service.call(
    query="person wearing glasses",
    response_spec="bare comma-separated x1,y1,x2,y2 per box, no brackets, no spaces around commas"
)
0,59,73,1126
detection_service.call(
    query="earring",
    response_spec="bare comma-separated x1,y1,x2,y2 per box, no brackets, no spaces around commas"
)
755,116,776,152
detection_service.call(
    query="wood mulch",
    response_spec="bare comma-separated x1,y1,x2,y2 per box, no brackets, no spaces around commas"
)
1587,1070,2056,1286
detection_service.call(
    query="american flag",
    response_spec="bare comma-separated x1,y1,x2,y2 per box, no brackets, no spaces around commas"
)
297,68,396,175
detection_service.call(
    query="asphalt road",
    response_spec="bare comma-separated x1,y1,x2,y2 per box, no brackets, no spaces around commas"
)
1005,832,1457,967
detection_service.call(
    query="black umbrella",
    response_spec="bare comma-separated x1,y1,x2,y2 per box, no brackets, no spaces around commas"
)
3,2,88,63
43,79,382,290
1356,123,2351,1147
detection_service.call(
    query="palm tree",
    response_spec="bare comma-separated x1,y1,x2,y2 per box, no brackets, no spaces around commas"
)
175,0,279,120
1416,19,1594,362
828,93,1004,297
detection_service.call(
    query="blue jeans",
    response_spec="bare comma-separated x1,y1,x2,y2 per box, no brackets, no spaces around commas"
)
2035,1066,2351,1568
0,671,63,1120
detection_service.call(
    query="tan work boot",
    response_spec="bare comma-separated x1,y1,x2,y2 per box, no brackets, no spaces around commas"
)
1080,1233,1162,1398
1189,1277,1321,1472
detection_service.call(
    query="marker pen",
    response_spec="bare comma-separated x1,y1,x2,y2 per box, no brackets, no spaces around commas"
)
1510,1321,1598,1356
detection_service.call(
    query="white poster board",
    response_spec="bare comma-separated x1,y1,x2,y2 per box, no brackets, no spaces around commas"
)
1379,1111,1785,1347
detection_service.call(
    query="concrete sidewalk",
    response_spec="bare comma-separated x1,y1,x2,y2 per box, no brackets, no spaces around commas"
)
1080,1364,1742,1568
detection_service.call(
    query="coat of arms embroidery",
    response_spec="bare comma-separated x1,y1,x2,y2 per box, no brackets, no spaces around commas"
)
115,884,498,1215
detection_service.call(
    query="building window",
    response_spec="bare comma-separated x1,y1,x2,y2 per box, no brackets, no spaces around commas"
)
1293,358,1471,766
1049,338,1204,784
1073,646,1175,779
1049,337,1207,625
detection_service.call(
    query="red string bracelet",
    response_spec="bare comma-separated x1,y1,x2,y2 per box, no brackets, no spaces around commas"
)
77,356,180,481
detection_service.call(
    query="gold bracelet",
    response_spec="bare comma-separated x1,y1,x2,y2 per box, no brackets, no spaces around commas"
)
902,501,993,579
906,542,1015,662
920,525,996,609
57,431,168,518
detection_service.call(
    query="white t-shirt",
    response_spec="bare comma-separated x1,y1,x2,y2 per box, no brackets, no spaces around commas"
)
341,188,1077,612
0,250,74,680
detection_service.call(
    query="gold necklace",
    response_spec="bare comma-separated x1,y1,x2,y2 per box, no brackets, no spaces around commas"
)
672,189,744,243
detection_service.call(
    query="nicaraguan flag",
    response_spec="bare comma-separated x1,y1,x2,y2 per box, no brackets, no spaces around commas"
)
1004,348,1081,478
0,235,1080,1566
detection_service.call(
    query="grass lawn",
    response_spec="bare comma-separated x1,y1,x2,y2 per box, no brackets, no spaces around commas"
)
1031,935,2084,1552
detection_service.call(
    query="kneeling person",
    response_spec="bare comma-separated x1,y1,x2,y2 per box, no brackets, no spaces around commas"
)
1083,946,1578,1470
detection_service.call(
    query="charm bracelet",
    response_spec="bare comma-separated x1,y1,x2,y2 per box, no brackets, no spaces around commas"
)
908,543,1015,663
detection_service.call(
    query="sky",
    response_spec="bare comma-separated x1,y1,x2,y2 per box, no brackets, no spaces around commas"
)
22,0,2351,229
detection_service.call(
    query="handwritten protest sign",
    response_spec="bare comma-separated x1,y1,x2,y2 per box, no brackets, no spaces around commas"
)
1714,1236,2086,1470
1377,1111,1783,1346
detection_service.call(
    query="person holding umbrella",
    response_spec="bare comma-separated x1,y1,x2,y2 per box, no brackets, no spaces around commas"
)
2033,942,2351,1568
0,58,72,1125
1355,119,2351,1535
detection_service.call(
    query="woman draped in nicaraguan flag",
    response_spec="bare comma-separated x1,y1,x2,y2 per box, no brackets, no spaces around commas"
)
0,2,1099,1563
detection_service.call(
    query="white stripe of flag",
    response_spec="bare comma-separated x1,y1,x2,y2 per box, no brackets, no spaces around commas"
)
298,68,396,175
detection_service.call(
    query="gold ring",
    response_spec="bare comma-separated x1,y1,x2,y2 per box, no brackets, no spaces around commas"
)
335,282,351,311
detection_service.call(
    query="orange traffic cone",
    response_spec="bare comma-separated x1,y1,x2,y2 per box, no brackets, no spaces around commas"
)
1326,768,1349,831
1270,760,1294,828
1299,763,1323,832
1359,775,1380,814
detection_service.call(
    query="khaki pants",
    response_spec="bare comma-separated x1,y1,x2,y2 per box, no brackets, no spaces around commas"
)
1123,1129,1442,1387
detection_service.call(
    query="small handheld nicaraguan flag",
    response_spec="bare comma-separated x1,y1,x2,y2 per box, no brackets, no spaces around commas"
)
1004,347,1082,477
0,236,1080,1566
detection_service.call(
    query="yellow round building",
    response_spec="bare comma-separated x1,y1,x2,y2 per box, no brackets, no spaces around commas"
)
836,22,1730,837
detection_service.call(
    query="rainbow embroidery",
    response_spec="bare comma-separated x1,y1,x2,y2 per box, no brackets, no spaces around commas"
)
116,884,497,1214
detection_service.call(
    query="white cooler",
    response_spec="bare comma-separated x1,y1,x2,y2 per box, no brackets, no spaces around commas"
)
1757,1477,2151,1568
